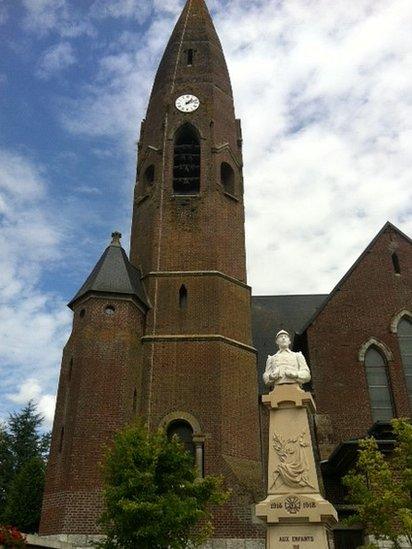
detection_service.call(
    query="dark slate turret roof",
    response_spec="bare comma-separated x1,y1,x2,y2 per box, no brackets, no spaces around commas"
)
69,232,149,310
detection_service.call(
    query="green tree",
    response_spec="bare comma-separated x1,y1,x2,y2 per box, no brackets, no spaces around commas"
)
7,402,50,470
0,424,14,513
3,457,45,533
343,419,412,548
98,421,230,549
0,401,50,528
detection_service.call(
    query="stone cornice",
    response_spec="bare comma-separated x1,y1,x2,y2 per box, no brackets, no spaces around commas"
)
143,270,250,290
142,334,257,353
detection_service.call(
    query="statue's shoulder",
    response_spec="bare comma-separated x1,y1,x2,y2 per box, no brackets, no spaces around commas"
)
296,351,308,363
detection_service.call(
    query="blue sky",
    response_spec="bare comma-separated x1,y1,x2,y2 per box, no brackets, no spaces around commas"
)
1,0,412,427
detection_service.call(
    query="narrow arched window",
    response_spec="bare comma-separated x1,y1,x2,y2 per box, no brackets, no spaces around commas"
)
173,125,200,194
59,426,64,453
132,388,137,414
221,162,235,195
142,164,155,192
187,49,194,66
398,318,412,407
167,420,195,462
68,358,73,381
179,285,188,310
364,347,394,422
392,252,401,274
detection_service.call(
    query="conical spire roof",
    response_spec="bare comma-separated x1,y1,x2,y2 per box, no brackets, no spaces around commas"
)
69,232,149,309
148,0,232,104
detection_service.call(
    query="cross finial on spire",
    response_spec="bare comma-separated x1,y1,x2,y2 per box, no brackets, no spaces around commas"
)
111,231,122,246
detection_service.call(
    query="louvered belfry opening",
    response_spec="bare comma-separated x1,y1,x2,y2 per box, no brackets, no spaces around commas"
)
173,124,200,194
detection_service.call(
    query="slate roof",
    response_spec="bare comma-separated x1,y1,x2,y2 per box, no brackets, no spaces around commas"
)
251,294,327,393
69,233,149,310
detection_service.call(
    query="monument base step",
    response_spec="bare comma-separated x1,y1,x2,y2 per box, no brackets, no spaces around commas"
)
25,535,265,549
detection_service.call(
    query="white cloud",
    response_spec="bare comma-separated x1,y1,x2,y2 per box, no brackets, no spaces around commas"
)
37,42,76,79
6,379,56,429
48,0,412,297
90,0,152,23
37,394,56,428
7,378,42,404
59,8,180,146
215,0,412,293
21,0,95,37
0,149,71,426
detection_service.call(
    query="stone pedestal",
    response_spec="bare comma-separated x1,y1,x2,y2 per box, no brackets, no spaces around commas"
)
256,384,337,549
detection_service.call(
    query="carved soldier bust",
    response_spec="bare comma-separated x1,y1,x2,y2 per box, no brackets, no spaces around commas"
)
263,330,311,387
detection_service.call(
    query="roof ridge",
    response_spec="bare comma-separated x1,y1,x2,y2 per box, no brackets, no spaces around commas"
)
299,221,412,333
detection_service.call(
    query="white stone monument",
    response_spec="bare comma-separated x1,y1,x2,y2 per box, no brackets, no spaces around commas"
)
256,330,337,549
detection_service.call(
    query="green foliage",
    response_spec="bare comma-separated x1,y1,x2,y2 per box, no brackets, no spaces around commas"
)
0,425,14,514
2,457,46,533
6,402,50,470
0,401,50,531
343,419,412,548
97,420,230,549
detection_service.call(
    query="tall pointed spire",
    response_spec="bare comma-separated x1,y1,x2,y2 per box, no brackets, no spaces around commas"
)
148,0,232,114
131,0,243,277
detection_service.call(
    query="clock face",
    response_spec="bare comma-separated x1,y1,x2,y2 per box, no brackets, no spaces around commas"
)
175,94,200,113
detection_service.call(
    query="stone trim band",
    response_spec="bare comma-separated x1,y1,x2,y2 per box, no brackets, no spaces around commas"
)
144,270,250,290
142,334,257,353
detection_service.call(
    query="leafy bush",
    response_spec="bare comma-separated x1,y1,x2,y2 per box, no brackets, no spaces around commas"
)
97,420,230,548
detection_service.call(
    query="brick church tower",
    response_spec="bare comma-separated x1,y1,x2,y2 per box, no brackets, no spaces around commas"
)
41,0,263,543
130,0,262,539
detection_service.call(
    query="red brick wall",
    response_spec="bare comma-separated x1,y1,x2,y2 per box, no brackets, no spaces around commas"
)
308,226,412,453
140,338,264,538
40,296,146,534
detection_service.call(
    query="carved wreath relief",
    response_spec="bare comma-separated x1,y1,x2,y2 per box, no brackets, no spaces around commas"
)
284,496,301,514
271,431,315,490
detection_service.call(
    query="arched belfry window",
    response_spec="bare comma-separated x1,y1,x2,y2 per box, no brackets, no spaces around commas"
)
167,420,195,462
221,162,235,195
397,317,412,407
364,347,394,422
173,124,200,194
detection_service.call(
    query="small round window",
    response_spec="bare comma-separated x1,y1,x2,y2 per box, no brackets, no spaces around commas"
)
105,305,116,316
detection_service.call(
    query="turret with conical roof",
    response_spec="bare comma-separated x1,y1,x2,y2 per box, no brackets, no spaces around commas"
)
40,233,148,536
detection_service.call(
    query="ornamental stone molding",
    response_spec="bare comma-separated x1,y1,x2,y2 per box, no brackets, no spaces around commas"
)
390,309,412,333
358,337,393,363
